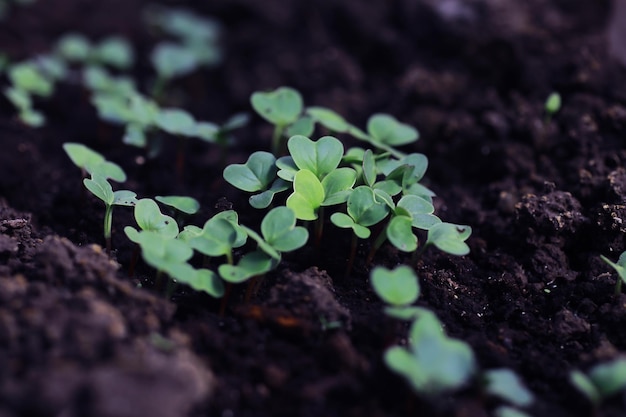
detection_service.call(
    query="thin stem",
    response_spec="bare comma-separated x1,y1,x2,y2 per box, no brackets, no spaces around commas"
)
314,207,325,248
615,277,623,295
104,204,113,256
271,124,285,156
219,283,233,316
345,234,358,277
366,224,388,265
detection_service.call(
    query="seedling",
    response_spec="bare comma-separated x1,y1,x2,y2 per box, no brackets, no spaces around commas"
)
570,357,626,407
370,265,423,320
251,87,304,155
424,222,472,256
56,33,134,70
150,42,198,98
484,369,535,408
330,185,390,274
600,251,626,294
83,173,137,255
188,210,247,265
124,198,179,242
364,113,419,157
63,142,126,182
384,310,477,394
155,195,200,215
83,65,136,96
4,86,44,127
7,61,54,97
306,106,351,134
223,151,289,209
544,92,561,123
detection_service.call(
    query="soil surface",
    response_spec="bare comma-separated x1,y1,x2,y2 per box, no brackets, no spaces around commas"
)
1,0,626,416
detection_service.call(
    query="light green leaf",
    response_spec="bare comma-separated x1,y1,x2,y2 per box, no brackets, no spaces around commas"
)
134,199,178,238
330,212,370,239
387,215,418,252
484,369,534,407
426,223,471,256
287,135,344,179
218,250,275,283
367,113,419,146
286,169,324,220
306,106,350,132
155,195,200,215
321,168,356,206
250,86,303,126
223,151,277,192
347,186,390,227
94,36,134,69
83,175,114,205
151,42,198,79
157,108,197,136
260,206,308,252
371,265,420,306
286,116,314,137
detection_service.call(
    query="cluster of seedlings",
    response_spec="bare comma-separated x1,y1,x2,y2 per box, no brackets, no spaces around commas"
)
3,3,626,416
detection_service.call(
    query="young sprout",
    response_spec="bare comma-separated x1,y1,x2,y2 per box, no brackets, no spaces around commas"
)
570,357,626,407
223,151,289,209
384,310,477,394
424,222,472,256
155,195,200,216
544,92,561,123
8,61,54,97
483,369,535,409
600,251,626,294
4,86,44,127
250,86,303,155
150,42,198,98
63,142,126,182
187,210,247,265
56,33,134,70
83,66,136,96
83,174,137,255
306,106,351,134
286,135,344,180
124,198,179,242
370,265,422,320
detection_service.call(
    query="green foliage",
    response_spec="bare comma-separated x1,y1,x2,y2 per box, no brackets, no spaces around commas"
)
242,206,309,260
251,86,303,127
151,42,199,80
367,113,419,147
384,310,477,394
188,211,247,263
56,34,134,69
601,251,626,294
124,198,178,243
484,369,535,407
426,223,472,256
570,358,626,406
287,135,344,179
545,92,561,117
306,106,350,133
370,265,420,307
3,86,44,127
218,250,276,283
8,61,53,97
330,186,390,239
223,151,289,209
63,142,126,182
286,169,325,221
155,195,200,215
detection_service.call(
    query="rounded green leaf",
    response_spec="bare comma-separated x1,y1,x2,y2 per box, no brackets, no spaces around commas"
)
286,169,324,220
94,36,134,69
9,63,53,97
330,212,370,239
134,199,179,238
427,223,472,256
223,151,277,192
347,186,390,227
570,370,600,405
218,250,274,283
589,358,626,398
83,175,114,205
56,33,91,61
261,206,308,252
190,218,240,257
371,265,420,306
286,116,314,137
306,106,350,132
250,86,302,126
484,369,534,407
387,215,418,252
157,108,197,136
367,113,418,146
151,43,198,79
321,167,356,206
155,195,200,215
287,135,344,179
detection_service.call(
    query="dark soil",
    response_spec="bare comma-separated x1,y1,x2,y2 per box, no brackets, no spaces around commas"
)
1,0,626,416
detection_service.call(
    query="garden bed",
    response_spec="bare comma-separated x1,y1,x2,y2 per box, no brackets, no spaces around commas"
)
1,0,626,416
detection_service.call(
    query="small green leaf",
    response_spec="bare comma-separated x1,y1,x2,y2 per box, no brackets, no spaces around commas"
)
276,156,298,181
362,149,377,187
387,215,418,252
321,168,356,206
223,151,277,192
218,250,275,283
371,265,420,306
133,199,178,238
601,252,626,286
545,92,561,115
330,212,370,239
286,169,324,220
250,86,303,126
8,62,53,97
367,113,419,146
286,116,315,137
83,175,114,205
190,217,243,257
347,186,390,227
94,36,134,69
570,370,601,405
260,206,308,252
249,179,289,209
157,108,197,136
306,106,350,132
484,369,534,407
155,195,200,215
494,406,533,417
589,358,626,398
113,190,137,207
151,42,198,79
426,223,471,256
56,33,91,61
287,135,344,180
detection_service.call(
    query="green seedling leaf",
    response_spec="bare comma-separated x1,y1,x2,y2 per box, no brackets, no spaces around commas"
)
260,206,308,252
63,142,126,182
385,312,476,394
155,195,200,215
379,153,429,184
287,135,344,180
545,92,561,116
570,370,601,406
168,265,224,298
194,121,218,142
56,33,91,61
343,147,366,165
387,215,418,252
190,214,246,258
362,149,377,187
157,108,197,136
137,231,193,275
83,174,114,205
84,66,136,95
426,223,471,256
145,6,219,43
4,86,45,127
151,42,198,79
19,110,45,127
218,250,275,283
123,124,147,147
8,62,53,97
588,358,626,398
113,190,138,207
223,151,277,192
177,225,202,242
347,186,390,227
484,369,534,407
36,55,67,81
94,36,134,69
306,106,350,132
367,113,419,147
384,306,426,321
250,86,303,126
321,167,356,206
131,198,178,239
276,156,298,181
286,169,325,220
286,116,314,137
371,265,420,306
249,179,289,209
601,252,626,292
222,112,249,132
397,195,441,230
330,212,370,239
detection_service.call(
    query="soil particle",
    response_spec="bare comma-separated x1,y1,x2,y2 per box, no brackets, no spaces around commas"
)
515,189,586,235
554,308,591,338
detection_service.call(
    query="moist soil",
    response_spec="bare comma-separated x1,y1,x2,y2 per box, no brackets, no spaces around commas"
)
1,0,626,416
